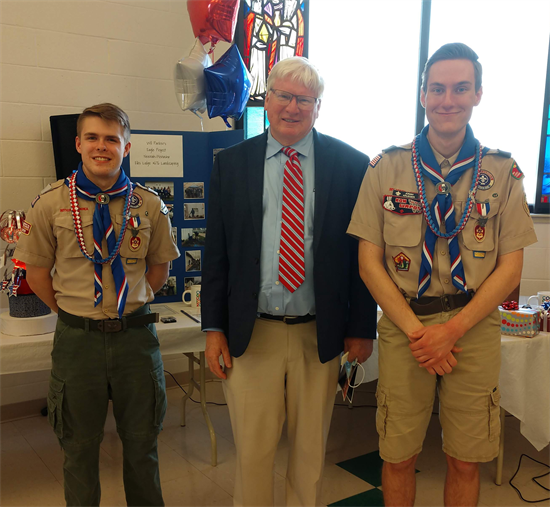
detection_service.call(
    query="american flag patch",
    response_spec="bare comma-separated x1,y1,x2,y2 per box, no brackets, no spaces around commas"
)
369,154,382,168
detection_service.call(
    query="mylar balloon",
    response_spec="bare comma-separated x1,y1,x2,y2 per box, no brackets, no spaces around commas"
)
204,44,253,127
174,38,212,116
187,0,240,48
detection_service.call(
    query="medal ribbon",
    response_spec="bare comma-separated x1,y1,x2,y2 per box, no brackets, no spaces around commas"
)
414,125,480,298
66,164,132,317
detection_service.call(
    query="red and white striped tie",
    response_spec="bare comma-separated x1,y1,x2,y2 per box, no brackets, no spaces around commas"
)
278,147,305,293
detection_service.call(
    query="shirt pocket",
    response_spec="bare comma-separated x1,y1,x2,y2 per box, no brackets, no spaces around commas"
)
459,200,500,253
53,213,94,258
116,214,151,260
383,212,423,247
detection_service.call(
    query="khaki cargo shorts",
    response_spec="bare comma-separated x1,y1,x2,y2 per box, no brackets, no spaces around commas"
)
376,307,501,463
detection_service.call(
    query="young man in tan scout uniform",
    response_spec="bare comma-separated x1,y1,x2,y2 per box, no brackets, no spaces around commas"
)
15,103,179,506
348,43,537,506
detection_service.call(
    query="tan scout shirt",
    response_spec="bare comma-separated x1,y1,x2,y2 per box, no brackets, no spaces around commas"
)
15,179,180,319
348,144,537,299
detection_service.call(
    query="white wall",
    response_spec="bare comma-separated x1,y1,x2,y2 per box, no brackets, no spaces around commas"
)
0,0,231,312
521,216,550,297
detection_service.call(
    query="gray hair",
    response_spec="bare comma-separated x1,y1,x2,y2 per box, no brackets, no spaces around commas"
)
266,56,324,98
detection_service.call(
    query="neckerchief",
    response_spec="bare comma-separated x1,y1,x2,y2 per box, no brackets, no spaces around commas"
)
413,125,481,298
65,164,132,318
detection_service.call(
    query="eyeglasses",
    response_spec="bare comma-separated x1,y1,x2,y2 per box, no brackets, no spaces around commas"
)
269,89,318,110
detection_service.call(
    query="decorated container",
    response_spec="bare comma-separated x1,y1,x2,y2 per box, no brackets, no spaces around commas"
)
499,305,540,338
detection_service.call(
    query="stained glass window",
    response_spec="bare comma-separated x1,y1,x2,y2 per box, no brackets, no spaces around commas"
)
242,0,307,102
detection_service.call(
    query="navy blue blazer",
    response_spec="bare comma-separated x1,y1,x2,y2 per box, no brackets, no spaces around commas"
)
201,129,377,363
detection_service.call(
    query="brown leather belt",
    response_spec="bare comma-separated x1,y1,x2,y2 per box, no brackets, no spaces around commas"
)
258,313,316,325
58,308,159,333
409,292,473,316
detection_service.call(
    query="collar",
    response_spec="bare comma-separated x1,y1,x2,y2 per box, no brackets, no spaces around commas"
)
430,143,460,168
265,128,314,159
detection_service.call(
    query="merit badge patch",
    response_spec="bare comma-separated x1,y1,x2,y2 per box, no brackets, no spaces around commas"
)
473,251,486,259
369,154,382,168
478,170,495,191
129,236,141,252
31,194,40,208
21,220,32,236
383,195,421,215
130,193,143,209
511,162,524,180
393,252,411,272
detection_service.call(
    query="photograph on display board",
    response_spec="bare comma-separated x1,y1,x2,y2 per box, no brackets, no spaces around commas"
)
181,227,206,247
166,203,174,219
184,276,202,289
185,250,201,272
145,181,174,201
184,182,205,199
184,203,205,220
171,227,177,244
155,276,177,297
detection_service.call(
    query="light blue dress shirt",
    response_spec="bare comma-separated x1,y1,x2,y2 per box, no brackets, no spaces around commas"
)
257,129,315,316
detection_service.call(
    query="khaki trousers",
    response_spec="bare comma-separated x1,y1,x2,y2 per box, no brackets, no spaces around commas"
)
223,317,340,506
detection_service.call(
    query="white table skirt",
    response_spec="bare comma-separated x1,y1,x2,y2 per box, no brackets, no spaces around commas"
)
1,307,548,451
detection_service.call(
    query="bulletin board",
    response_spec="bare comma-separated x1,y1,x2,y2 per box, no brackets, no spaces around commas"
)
121,129,244,303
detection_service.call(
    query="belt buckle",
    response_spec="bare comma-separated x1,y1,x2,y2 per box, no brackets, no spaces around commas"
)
441,295,452,312
98,320,122,333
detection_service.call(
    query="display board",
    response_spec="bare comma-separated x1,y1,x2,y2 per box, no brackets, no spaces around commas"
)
121,129,244,303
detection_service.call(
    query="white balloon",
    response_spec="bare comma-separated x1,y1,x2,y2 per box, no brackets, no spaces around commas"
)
174,38,212,114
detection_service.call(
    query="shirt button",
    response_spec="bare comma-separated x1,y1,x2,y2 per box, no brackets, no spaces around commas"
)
440,251,446,256
275,281,280,285
277,250,280,254
104,284,109,289
275,307,279,311
444,279,450,284
103,309,109,315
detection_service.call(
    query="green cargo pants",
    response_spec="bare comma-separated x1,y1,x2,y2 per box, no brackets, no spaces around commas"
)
47,304,167,506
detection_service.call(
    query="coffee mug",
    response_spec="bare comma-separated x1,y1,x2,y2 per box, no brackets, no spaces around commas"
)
183,285,201,309
527,291,550,307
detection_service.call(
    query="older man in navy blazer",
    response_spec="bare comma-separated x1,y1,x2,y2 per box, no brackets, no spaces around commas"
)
202,57,377,506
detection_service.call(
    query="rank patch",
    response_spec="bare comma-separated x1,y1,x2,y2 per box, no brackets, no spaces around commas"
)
474,223,486,242
393,252,411,271
369,154,382,167
478,170,495,190
511,162,524,180
21,220,32,236
130,193,143,209
129,236,141,251
383,195,422,214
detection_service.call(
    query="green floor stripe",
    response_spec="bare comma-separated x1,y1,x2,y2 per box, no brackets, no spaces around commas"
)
327,488,384,507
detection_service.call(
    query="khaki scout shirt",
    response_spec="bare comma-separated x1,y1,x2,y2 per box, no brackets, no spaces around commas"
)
347,144,537,299
15,179,180,319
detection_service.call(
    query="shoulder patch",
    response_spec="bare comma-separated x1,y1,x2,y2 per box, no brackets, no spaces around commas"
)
510,161,524,180
41,179,65,195
135,182,158,196
160,200,169,215
369,154,382,168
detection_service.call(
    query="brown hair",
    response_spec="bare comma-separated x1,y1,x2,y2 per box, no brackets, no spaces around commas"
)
77,103,131,143
422,43,482,93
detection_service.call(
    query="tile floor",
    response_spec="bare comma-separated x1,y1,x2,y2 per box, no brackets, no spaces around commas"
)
1,380,549,506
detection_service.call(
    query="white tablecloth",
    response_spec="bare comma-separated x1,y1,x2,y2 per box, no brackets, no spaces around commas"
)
1,307,548,451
